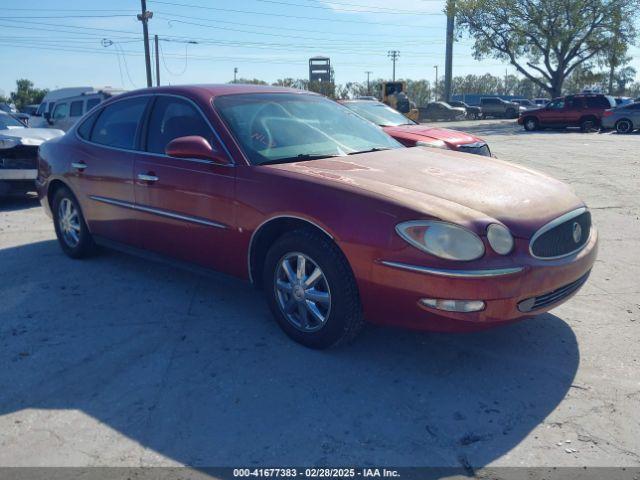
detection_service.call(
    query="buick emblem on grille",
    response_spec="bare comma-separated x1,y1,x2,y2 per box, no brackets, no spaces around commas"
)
572,222,582,243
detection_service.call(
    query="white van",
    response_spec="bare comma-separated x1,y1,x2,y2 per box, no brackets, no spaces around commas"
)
47,89,126,131
30,87,94,128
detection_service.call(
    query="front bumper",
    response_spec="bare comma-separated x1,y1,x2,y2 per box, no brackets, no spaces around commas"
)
0,169,37,180
360,228,598,332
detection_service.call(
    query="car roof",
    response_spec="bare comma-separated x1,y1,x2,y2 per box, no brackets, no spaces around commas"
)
114,84,314,102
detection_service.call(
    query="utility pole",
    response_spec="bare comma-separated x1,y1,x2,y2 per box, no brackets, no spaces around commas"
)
434,65,439,101
443,0,455,102
504,68,508,95
387,50,399,82
137,0,153,88
234,67,238,83
154,35,160,86
365,71,372,95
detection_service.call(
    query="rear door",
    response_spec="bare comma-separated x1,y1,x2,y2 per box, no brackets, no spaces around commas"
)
72,95,150,246
133,94,237,273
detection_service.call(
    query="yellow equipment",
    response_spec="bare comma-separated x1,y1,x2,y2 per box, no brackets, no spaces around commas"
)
380,81,419,122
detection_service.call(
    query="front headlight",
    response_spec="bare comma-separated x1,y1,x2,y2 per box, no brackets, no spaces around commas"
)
416,140,450,150
396,220,485,261
487,224,514,254
0,138,19,150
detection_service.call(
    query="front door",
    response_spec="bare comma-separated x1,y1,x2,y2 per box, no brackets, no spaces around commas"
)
133,95,237,274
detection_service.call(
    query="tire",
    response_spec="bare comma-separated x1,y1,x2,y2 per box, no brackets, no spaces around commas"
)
263,228,364,349
580,117,598,132
52,186,95,259
615,119,634,134
523,117,538,131
467,112,477,120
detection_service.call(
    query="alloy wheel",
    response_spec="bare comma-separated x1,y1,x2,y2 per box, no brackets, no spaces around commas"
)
58,197,81,248
617,120,632,134
274,252,331,332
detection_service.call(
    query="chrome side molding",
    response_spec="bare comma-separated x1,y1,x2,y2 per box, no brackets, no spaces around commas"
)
381,260,524,278
89,195,227,229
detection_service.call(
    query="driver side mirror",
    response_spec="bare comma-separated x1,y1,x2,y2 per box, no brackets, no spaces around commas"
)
165,136,231,165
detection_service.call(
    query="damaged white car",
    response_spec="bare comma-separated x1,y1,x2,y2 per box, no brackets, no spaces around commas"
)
0,111,64,196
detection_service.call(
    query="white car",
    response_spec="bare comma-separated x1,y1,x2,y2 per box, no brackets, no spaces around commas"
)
0,111,64,195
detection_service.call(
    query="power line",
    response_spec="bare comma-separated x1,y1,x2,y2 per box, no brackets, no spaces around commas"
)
147,0,438,27
245,0,442,15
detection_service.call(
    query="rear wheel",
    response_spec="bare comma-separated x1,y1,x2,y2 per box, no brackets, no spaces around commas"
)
523,117,538,131
580,117,598,132
615,119,634,134
52,186,95,258
263,228,364,349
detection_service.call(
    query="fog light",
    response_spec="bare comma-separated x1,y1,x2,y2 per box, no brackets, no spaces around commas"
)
420,298,485,312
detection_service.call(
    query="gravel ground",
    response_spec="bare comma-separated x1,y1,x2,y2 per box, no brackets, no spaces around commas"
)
0,119,638,470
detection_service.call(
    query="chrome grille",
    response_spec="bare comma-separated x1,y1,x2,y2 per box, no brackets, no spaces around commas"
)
530,209,591,259
0,145,38,170
518,271,590,312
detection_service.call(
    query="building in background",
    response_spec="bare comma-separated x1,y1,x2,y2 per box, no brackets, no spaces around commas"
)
309,57,332,83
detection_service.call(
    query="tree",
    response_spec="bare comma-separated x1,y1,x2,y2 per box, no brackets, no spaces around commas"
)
229,78,268,85
9,79,48,110
456,0,639,97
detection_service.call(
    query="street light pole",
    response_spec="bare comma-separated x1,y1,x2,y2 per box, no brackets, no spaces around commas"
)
154,34,160,86
234,67,238,83
443,0,455,102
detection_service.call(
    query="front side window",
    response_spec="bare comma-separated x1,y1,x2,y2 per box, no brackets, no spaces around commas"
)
70,101,83,117
548,99,565,110
52,103,69,119
90,96,149,149
36,102,47,116
214,93,401,165
146,96,214,154
343,101,414,127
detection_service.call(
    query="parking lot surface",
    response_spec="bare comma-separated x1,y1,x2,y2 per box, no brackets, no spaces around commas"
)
0,119,638,469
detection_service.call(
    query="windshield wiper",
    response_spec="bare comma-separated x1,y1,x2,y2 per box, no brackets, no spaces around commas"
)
347,147,391,155
259,153,341,165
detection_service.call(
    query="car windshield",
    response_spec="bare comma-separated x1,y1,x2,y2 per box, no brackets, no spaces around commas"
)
342,101,414,127
0,113,26,129
214,93,402,165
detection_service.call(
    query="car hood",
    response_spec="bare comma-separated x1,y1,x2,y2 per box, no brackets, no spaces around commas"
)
0,127,65,146
268,148,583,238
383,125,482,147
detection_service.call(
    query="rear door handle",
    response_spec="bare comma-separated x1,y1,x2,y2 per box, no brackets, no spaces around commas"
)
71,161,87,170
137,173,159,182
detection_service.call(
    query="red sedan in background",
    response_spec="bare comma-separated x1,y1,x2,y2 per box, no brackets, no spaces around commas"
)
37,85,596,349
339,99,492,156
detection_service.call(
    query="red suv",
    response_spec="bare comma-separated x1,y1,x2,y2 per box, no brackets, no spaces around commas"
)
518,94,616,131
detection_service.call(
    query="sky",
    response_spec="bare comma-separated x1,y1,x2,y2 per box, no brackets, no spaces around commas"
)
1,0,639,97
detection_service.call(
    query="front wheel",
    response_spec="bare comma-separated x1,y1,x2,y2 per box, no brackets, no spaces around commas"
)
263,228,364,349
52,186,95,258
523,117,538,131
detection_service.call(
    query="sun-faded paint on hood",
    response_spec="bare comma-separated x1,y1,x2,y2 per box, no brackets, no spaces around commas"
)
267,147,583,238
0,127,65,146
383,124,483,148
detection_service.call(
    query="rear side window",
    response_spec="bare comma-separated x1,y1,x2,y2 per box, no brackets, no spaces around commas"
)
86,98,100,111
90,97,149,149
70,100,83,117
145,96,213,154
585,96,610,108
77,108,102,139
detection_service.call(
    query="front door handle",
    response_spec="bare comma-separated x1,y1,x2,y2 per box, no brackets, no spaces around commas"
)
71,161,87,170
137,173,159,183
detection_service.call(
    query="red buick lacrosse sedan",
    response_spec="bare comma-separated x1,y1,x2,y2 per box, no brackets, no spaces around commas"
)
37,85,597,348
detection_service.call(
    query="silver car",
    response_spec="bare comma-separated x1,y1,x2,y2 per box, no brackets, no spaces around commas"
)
601,102,640,134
